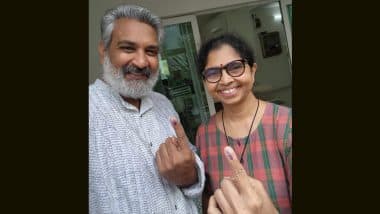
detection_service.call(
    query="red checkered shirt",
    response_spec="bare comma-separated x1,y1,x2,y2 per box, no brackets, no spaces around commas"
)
196,102,292,214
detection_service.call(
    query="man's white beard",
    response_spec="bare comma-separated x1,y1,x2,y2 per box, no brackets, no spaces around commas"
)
102,54,158,99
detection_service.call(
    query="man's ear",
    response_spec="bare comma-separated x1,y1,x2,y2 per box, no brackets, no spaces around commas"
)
98,41,106,64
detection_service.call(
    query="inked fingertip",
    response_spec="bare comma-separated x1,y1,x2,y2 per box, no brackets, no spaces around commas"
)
224,146,234,161
169,116,177,126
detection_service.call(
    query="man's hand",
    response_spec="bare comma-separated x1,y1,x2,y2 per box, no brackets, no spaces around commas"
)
156,117,197,187
208,146,278,214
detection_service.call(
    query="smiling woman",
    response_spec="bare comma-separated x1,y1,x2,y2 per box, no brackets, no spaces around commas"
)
195,33,292,214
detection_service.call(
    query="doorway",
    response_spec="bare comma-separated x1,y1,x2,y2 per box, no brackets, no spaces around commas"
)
153,16,214,145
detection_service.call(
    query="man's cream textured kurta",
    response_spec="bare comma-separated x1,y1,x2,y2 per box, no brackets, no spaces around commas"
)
89,79,205,214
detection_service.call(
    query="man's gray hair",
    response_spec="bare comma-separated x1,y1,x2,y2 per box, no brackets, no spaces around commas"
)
101,4,163,49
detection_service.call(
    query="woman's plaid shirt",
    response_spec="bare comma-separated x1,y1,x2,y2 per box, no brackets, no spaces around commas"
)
196,102,292,214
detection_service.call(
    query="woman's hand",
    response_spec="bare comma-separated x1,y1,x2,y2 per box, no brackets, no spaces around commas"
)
207,146,278,214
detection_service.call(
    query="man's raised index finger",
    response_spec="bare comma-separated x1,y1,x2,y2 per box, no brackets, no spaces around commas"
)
169,117,187,145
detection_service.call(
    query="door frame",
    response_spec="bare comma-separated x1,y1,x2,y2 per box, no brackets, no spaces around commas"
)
162,15,216,115
280,0,292,63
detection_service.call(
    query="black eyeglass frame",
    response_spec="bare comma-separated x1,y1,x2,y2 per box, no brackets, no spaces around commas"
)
202,59,248,83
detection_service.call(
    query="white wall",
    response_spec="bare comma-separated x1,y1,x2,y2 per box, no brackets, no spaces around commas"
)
119,0,263,18
197,13,228,42
89,0,263,83
249,3,292,88
89,0,124,84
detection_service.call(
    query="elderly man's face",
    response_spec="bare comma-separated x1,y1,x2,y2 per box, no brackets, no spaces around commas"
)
99,18,160,98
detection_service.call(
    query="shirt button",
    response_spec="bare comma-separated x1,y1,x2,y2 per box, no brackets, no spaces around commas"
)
150,142,153,147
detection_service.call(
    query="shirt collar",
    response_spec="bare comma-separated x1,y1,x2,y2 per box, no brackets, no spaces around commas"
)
95,79,153,116
119,94,153,115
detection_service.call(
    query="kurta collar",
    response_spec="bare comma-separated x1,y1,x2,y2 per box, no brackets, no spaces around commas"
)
94,79,153,116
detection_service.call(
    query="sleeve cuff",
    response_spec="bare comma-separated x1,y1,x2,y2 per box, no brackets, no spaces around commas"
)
181,153,205,198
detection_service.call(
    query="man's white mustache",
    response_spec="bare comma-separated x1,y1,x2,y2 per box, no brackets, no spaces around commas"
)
122,65,151,78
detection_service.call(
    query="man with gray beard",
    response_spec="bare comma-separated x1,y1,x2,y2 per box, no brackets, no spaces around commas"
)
89,4,205,214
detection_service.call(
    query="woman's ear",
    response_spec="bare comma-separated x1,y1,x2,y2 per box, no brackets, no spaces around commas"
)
251,63,258,75
251,63,257,74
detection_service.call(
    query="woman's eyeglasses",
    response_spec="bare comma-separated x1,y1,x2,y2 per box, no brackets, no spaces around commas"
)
202,59,247,83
